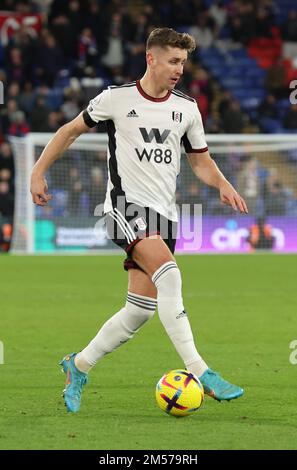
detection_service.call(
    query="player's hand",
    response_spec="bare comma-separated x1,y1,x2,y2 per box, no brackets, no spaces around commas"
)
219,180,248,214
30,173,52,206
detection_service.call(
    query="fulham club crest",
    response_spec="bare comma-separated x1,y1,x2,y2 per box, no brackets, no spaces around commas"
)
134,216,147,231
172,111,183,123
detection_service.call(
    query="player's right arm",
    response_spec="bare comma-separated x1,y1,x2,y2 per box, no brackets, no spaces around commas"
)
31,88,112,206
30,112,90,206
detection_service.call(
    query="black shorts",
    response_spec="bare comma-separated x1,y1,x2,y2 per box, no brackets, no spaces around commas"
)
105,202,177,271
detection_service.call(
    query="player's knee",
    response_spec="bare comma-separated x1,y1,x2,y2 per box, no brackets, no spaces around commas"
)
132,237,175,277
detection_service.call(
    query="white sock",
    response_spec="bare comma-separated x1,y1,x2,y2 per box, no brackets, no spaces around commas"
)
152,261,208,377
75,292,157,373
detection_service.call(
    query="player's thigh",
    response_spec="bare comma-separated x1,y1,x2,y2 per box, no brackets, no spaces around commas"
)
128,268,157,298
132,235,175,277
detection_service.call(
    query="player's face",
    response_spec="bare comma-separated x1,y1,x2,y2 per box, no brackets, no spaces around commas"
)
148,47,188,90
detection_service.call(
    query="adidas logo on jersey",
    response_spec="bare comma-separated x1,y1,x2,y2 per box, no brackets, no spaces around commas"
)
127,109,139,117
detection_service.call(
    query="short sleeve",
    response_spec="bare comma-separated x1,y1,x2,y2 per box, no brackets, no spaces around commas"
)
83,89,112,128
181,105,208,153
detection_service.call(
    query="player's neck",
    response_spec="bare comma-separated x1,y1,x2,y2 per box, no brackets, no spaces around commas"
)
139,74,169,99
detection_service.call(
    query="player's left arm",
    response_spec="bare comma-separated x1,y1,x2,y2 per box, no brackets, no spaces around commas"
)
187,150,248,214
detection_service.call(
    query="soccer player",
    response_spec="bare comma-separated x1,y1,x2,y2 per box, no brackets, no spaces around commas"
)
30,28,248,413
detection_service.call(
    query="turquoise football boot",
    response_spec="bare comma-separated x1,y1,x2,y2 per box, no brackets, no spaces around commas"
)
199,368,244,402
59,353,88,413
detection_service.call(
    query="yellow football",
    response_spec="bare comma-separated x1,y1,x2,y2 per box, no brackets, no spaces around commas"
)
155,369,204,417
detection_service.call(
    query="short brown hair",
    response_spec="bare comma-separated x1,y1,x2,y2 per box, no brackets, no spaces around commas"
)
146,28,196,53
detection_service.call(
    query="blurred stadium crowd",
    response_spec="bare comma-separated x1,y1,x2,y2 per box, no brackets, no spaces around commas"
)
0,0,297,250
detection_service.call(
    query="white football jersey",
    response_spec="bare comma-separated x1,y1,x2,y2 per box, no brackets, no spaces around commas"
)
83,80,208,221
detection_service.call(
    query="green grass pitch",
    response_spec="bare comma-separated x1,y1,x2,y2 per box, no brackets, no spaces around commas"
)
0,254,296,450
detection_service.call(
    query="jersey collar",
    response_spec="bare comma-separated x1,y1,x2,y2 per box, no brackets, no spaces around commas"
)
136,80,171,102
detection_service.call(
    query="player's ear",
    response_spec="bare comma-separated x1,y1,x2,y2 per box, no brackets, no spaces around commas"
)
146,50,155,67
